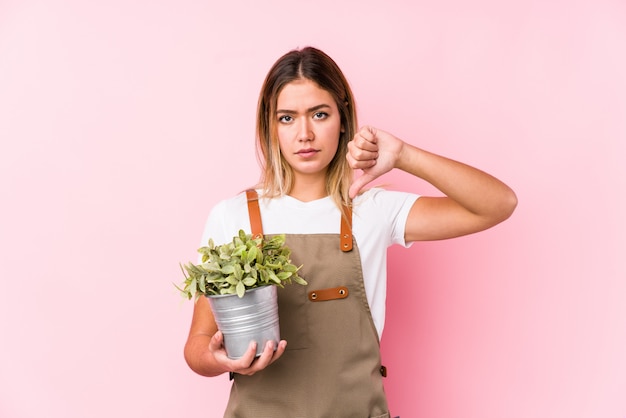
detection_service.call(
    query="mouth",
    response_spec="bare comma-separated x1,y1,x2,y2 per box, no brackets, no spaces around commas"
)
296,148,320,157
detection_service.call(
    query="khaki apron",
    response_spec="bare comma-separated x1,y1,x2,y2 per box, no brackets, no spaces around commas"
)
223,191,390,418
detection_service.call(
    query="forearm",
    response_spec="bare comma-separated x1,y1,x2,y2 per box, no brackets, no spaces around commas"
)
183,297,229,377
397,142,517,223
184,334,229,377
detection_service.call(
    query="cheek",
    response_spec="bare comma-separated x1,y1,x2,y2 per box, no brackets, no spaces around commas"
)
276,127,289,151
330,139,340,158
325,125,341,149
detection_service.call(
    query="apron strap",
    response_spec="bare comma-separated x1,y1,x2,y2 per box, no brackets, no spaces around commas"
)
340,205,353,252
245,189,353,252
245,189,264,238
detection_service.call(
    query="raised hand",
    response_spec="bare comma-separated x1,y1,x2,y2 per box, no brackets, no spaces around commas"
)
346,126,404,198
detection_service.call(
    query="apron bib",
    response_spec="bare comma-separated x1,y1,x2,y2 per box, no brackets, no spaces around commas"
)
223,191,389,418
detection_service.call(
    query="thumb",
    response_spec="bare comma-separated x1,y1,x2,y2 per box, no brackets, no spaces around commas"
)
209,331,224,351
349,172,376,199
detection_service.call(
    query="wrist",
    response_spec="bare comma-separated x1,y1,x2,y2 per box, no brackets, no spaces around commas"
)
395,142,422,175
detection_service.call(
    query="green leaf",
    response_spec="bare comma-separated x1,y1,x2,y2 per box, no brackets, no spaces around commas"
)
265,235,285,248
221,286,234,295
189,277,197,300
219,244,233,258
292,275,308,285
283,264,297,272
268,271,280,284
204,262,222,273
221,265,235,275
246,245,258,264
265,262,282,270
258,269,269,284
232,245,246,257
242,276,256,286
236,281,245,298
233,264,243,280
173,282,190,299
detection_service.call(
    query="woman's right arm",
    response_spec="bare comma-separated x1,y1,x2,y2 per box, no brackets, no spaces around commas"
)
184,296,287,377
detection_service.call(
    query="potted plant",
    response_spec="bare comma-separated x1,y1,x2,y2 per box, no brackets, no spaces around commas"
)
177,229,307,358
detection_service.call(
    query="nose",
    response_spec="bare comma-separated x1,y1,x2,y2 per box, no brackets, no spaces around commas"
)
297,117,314,142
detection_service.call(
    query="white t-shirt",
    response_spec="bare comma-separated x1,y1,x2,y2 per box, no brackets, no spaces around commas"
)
200,187,419,338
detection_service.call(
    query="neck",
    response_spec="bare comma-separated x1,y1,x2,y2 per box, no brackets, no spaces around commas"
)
289,175,327,202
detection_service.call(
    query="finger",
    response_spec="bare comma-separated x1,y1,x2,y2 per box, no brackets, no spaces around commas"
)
347,142,378,168
234,341,258,368
248,340,276,372
218,340,257,374
236,340,274,376
208,330,224,352
353,135,378,152
353,131,378,153
267,340,287,365
358,125,378,144
349,173,377,199
346,155,377,171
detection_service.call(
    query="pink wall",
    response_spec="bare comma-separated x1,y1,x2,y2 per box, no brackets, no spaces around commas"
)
1,1,624,417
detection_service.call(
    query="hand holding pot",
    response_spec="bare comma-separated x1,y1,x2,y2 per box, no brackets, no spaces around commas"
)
209,331,287,376
184,297,288,377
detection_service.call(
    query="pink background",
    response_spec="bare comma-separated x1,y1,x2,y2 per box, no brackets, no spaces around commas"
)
1,0,625,417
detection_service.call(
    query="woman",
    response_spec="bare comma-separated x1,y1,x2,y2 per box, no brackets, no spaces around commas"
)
184,47,517,417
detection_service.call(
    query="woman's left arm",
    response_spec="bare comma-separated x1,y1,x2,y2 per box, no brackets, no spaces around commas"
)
347,126,518,241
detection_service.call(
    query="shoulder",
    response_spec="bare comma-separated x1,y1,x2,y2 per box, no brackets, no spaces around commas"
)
212,191,248,212
353,187,420,215
352,188,420,247
201,191,251,246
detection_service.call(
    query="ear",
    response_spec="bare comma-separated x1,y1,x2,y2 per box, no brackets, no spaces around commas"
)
340,125,345,133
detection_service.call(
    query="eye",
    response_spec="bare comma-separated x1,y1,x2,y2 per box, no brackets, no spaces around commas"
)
278,115,293,123
313,112,328,120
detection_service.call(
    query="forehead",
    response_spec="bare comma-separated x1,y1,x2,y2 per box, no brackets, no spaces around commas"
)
276,79,337,110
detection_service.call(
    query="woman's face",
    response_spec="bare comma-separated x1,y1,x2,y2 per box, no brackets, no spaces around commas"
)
275,78,342,181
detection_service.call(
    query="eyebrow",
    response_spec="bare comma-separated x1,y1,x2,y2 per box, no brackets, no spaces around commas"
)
276,104,332,114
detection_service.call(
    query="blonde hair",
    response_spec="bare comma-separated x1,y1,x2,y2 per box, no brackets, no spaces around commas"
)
255,47,357,213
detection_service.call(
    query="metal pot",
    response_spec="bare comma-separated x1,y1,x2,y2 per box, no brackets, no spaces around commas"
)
207,285,280,359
